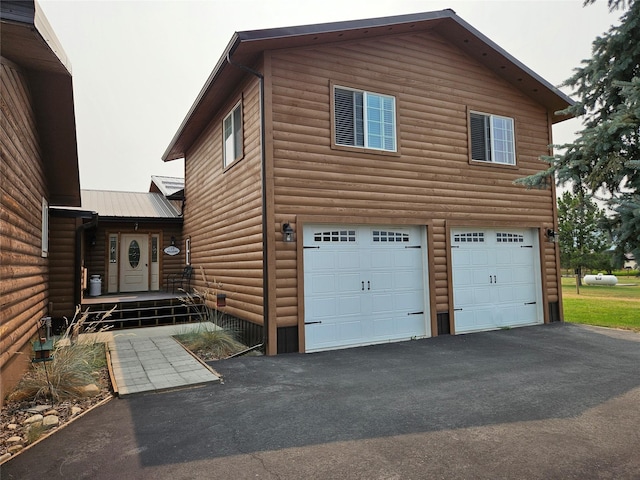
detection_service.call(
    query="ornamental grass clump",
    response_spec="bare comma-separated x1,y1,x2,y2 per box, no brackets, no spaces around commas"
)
8,306,114,403
176,326,246,360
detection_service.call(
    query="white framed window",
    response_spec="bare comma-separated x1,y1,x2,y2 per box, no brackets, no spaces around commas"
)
185,237,191,265
41,197,49,257
333,86,396,152
469,112,515,165
223,102,243,168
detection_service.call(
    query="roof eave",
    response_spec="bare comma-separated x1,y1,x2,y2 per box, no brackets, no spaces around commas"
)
1,1,81,206
433,15,574,124
162,9,575,160
162,32,242,162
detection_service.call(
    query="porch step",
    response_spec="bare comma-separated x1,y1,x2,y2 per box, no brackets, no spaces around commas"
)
80,297,206,330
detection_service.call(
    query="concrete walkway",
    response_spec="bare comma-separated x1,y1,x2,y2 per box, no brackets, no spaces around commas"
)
83,324,220,397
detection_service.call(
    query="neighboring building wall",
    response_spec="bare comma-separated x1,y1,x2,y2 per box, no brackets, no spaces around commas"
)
83,221,184,294
183,75,264,323
266,32,559,332
0,59,49,400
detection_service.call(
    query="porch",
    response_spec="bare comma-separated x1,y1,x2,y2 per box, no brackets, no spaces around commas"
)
80,291,204,329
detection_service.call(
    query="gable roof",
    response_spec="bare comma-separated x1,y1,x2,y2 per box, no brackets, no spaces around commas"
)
81,190,182,220
149,175,185,197
1,0,81,206
162,9,574,162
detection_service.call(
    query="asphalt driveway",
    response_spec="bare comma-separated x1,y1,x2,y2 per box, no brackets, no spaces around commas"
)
3,323,640,479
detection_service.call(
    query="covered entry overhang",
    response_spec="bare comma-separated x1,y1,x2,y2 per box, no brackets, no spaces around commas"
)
80,190,184,295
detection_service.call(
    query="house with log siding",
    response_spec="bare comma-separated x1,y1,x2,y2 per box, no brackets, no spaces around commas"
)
162,10,572,355
1,1,81,401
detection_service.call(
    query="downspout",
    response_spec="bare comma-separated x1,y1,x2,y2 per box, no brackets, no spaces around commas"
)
74,213,98,307
226,52,270,352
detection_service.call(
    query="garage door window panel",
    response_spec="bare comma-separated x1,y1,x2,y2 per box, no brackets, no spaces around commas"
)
314,230,356,243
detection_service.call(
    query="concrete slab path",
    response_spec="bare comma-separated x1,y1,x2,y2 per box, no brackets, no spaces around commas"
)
85,324,220,396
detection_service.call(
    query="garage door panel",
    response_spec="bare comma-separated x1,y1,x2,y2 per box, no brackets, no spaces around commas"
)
337,273,361,293
473,286,493,305
472,269,490,286
308,274,337,295
307,296,337,318
337,321,364,342
338,296,362,316
371,293,394,314
371,271,393,291
396,291,424,311
370,252,393,269
471,250,490,266
452,267,473,286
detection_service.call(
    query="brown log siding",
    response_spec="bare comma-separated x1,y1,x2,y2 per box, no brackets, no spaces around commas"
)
183,75,265,324
49,215,79,318
268,31,558,329
0,60,49,396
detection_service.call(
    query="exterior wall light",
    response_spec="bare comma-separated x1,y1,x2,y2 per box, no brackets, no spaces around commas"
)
546,228,559,243
282,222,295,243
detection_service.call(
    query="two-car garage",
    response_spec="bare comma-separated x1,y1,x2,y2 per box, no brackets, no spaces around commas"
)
302,224,544,352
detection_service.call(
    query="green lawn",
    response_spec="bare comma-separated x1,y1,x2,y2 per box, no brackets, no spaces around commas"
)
561,276,640,331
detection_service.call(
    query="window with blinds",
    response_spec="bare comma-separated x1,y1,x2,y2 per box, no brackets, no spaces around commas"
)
470,112,515,165
334,86,396,152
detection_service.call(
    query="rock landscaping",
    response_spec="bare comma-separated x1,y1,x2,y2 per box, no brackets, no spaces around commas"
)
0,356,112,463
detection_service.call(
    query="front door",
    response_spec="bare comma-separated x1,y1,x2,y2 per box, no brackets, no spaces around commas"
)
120,234,149,292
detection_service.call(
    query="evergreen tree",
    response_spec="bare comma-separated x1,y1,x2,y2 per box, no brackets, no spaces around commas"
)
517,0,640,261
557,191,611,280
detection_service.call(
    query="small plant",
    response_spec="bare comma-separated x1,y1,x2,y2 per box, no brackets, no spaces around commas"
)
176,326,246,360
176,268,254,359
8,307,114,403
26,422,47,445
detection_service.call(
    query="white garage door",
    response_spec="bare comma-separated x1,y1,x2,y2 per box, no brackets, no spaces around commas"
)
303,225,429,352
451,228,543,334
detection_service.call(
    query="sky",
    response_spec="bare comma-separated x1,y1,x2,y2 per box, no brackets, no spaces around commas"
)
36,0,624,193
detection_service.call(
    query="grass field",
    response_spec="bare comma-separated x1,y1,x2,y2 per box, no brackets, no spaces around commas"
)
561,275,640,331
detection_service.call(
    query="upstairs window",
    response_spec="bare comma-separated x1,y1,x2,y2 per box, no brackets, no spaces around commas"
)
223,102,243,168
334,86,396,152
469,112,515,165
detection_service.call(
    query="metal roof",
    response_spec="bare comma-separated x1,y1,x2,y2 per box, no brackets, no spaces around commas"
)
150,175,184,197
81,190,182,219
163,9,574,162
